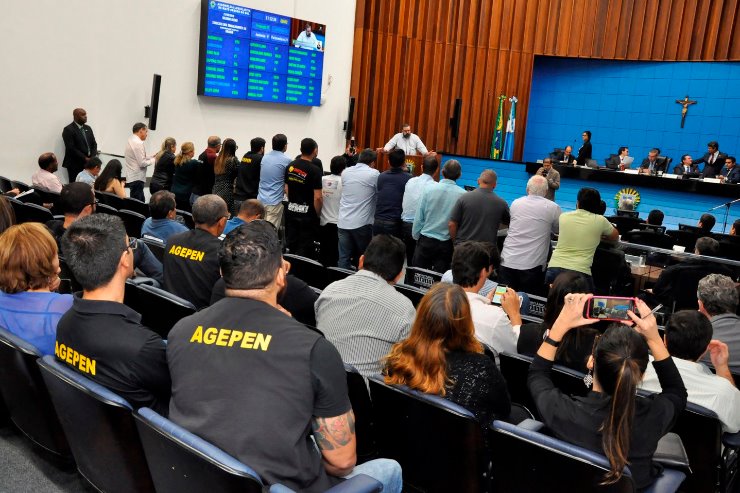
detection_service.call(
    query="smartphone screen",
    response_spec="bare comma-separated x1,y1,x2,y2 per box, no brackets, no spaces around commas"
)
587,297,635,321
491,285,507,305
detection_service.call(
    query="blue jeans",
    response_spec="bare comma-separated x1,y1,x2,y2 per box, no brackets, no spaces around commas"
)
268,458,402,493
338,225,373,270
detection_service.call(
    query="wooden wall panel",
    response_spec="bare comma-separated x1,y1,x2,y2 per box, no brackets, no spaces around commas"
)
350,0,740,160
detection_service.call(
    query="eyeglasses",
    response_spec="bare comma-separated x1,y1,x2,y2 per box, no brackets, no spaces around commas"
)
125,237,138,252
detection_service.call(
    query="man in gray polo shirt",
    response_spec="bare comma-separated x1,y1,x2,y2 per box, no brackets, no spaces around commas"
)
499,175,561,295
448,169,510,246
698,274,740,372
315,235,416,377
337,148,379,269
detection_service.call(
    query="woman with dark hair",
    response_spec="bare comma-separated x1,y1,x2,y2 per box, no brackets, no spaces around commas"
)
171,142,198,212
517,271,600,373
213,138,239,214
529,294,686,490
0,196,15,234
150,137,177,194
576,130,592,167
0,223,73,355
384,282,511,426
93,159,126,198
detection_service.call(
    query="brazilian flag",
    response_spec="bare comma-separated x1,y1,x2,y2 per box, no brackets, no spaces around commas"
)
490,95,506,159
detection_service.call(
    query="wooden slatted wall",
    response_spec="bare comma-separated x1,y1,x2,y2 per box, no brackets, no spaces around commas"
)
349,0,740,159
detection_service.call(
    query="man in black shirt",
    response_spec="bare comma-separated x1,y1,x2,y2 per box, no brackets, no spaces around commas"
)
164,194,227,309
55,214,170,415
167,221,401,492
373,149,410,239
234,137,265,210
193,136,221,201
284,138,323,259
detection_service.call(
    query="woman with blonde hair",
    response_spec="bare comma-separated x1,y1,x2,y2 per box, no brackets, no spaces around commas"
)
384,282,511,425
0,223,73,355
150,137,177,194
171,141,199,211
213,137,239,214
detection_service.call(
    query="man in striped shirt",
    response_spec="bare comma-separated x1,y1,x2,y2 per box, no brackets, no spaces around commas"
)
315,235,416,377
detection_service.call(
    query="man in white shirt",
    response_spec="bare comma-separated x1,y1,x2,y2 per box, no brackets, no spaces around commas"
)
499,175,561,295
379,124,429,156
31,152,63,193
450,241,521,362
640,310,740,433
319,156,345,267
124,122,155,201
400,155,438,264
294,24,320,51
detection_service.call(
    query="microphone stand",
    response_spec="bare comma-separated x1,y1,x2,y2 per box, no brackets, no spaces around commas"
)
708,198,740,234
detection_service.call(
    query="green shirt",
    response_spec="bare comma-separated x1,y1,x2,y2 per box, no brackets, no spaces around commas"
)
548,209,615,275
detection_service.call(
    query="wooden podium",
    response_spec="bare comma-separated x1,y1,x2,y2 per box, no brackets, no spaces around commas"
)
376,152,440,177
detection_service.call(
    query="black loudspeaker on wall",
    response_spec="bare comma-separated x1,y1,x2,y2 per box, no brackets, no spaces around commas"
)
144,74,162,131
344,97,355,141
450,98,462,140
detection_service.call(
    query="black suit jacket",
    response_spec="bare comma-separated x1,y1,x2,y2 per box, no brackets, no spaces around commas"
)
62,122,97,171
605,155,620,170
693,152,728,178
576,141,592,166
555,151,575,165
673,164,699,175
639,158,666,173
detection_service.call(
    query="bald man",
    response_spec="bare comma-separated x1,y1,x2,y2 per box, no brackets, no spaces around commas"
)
62,108,98,183
448,169,510,245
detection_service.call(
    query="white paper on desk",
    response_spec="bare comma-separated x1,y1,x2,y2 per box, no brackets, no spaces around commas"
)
623,156,635,166
703,177,721,183
662,174,681,179
623,169,639,175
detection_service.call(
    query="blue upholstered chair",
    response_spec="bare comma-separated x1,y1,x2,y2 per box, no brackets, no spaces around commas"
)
37,355,155,493
123,281,196,339
490,419,686,493
0,328,71,459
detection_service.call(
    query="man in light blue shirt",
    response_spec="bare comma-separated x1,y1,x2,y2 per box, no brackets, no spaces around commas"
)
75,157,101,186
412,159,464,273
141,190,189,244
337,149,379,269
257,134,291,230
222,199,265,236
401,155,438,264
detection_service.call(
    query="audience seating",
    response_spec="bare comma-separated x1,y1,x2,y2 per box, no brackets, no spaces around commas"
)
32,189,62,214
123,281,196,339
489,420,686,493
713,233,740,261
606,215,642,236
118,209,146,238
37,355,156,493
345,365,377,463
622,230,675,250
284,253,330,290
8,198,54,224
95,202,119,216
95,190,129,211
10,180,30,193
592,246,633,296
58,257,82,294
666,230,699,252
0,175,13,193
394,284,426,307
176,209,195,229
403,266,442,290
368,376,488,493
326,266,354,284
123,197,151,217
142,237,166,262
0,328,71,459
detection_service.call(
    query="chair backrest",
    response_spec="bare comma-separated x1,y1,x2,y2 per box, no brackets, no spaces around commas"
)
606,215,642,236
37,355,155,493
345,365,377,463
96,190,128,210
95,202,119,216
326,266,354,284
404,266,442,290
394,284,426,307
119,209,147,238
713,234,740,261
621,230,675,250
14,201,54,224
283,253,329,289
592,247,632,296
666,229,699,252
123,197,151,217
123,281,196,338
523,293,547,320
0,328,71,458
141,237,166,262
134,408,264,493
368,376,487,493
0,175,13,193
498,352,588,420
489,420,637,492
10,180,30,192
176,209,195,229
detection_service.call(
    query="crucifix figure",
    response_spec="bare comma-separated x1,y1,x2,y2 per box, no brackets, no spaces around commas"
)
675,95,697,128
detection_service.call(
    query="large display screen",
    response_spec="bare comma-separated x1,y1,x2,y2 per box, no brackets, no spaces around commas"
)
197,0,325,106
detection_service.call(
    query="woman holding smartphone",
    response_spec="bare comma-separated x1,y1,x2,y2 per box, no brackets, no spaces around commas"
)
528,294,686,490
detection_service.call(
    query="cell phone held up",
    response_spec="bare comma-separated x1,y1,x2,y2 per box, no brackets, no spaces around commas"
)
584,296,636,322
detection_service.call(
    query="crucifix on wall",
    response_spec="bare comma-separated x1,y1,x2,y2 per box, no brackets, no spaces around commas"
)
675,95,697,128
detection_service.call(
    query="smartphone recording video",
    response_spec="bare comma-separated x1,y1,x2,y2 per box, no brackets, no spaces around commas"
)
586,296,635,321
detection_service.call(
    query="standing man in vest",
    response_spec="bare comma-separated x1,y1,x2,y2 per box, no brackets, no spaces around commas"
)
62,108,98,183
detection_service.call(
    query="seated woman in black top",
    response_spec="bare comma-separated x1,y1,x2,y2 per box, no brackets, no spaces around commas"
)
528,294,687,490
518,271,600,373
384,282,511,426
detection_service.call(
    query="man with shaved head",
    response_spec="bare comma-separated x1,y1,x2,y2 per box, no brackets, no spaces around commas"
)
448,168,510,246
62,108,98,182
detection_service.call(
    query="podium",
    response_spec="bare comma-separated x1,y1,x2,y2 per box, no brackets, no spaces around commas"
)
376,152,440,177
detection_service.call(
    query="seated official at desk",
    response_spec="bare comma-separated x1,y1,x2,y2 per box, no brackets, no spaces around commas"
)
639,148,665,174
605,146,630,170
673,154,699,176
720,156,740,184
554,145,575,165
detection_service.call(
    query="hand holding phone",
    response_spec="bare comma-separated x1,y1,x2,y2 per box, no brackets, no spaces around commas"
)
489,285,508,305
585,296,636,322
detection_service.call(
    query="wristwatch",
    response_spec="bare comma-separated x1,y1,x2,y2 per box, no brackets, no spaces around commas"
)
544,336,561,348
